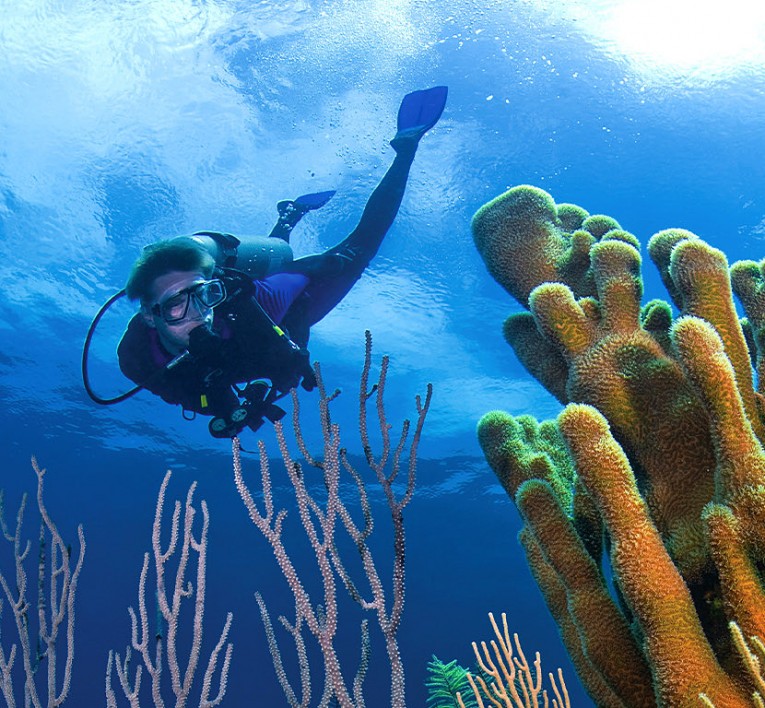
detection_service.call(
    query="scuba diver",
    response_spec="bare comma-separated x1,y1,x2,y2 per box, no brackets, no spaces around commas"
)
83,86,448,438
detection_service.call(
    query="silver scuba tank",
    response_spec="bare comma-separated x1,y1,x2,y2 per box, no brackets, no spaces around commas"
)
189,231,294,278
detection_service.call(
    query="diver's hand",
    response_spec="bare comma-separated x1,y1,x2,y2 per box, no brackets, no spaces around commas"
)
187,325,223,367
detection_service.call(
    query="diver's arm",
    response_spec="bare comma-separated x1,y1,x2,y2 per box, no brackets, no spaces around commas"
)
118,316,237,416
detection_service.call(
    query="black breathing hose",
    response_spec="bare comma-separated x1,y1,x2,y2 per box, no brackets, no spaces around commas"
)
81,289,145,405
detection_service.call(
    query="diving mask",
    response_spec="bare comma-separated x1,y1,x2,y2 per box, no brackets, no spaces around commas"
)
151,279,227,323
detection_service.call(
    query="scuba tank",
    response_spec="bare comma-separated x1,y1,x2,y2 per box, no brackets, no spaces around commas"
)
189,231,294,276
189,189,337,276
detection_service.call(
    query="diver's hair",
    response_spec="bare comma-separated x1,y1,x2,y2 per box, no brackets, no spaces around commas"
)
125,236,216,302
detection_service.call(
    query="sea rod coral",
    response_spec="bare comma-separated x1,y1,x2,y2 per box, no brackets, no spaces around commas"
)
458,611,570,708
0,458,85,708
471,184,765,706
234,329,432,708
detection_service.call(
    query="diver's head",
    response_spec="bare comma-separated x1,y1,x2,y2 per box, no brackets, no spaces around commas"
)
140,271,228,355
126,236,216,302
127,237,220,355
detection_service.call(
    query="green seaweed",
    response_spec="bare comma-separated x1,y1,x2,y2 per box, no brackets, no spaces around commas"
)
425,655,478,708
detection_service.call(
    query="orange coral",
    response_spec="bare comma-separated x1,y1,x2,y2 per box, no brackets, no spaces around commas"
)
472,184,637,307
473,185,765,706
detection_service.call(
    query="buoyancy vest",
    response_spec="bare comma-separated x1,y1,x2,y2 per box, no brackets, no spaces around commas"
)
117,268,316,427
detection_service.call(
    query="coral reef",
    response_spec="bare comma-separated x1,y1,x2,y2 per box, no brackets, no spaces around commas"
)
472,185,765,706
107,471,233,707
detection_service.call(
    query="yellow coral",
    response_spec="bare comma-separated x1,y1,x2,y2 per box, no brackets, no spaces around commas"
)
559,404,748,706
473,185,765,706
517,478,654,706
472,184,636,307
527,240,716,580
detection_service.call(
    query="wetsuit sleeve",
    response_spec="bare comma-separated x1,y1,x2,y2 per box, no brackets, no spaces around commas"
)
117,316,165,386
251,273,309,324
117,315,238,416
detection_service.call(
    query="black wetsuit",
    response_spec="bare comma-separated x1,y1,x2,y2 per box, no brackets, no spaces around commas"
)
117,145,417,420
118,272,312,418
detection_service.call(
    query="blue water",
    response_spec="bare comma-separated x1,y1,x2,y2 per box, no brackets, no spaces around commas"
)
2,1,765,705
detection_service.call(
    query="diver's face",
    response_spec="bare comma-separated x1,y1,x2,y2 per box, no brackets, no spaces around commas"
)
142,270,214,355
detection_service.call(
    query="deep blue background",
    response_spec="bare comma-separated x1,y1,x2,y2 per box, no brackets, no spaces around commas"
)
3,1,765,705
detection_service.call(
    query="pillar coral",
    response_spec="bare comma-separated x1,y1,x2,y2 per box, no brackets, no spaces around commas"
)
472,185,765,706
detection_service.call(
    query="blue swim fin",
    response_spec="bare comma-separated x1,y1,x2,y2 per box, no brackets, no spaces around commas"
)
277,190,336,218
270,190,336,242
396,85,448,137
294,189,336,211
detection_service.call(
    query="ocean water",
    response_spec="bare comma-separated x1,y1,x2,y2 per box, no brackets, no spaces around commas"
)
2,1,765,705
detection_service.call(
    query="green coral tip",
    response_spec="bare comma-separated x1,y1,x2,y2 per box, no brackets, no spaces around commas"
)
601,228,640,249
582,214,621,239
557,202,589,231
472,184,558,233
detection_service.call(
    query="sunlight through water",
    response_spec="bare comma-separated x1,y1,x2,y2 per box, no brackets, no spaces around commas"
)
559,0,765,81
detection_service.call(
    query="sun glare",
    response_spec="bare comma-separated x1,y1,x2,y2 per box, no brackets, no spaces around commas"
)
596,0,765,75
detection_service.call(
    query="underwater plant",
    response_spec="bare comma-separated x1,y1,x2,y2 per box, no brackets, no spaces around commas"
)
2,329,431,708
471,184,765,706
425,655,478,708
458,612,569,708
106,471,233,707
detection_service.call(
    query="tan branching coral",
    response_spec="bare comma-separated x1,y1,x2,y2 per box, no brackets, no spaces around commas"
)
472,185,765,706
457,612,570,708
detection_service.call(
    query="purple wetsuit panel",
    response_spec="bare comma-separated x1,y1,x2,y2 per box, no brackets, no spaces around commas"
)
252,273,309,323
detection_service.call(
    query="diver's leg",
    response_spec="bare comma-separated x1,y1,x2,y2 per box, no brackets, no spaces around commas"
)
267,200,307,242
293,141,419,326
326,140,418,265
284,87,448,326
306,87,448,288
